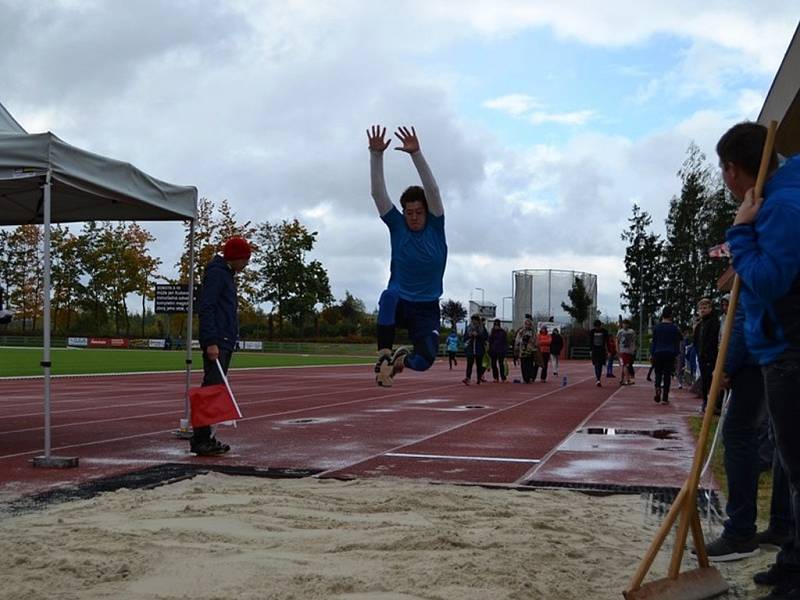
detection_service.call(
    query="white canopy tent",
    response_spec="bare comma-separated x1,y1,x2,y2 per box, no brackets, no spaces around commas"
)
0,101,197,466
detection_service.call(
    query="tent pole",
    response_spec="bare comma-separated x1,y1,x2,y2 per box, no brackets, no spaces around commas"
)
42,172,52,459
34,171,78,468
182,218,196,435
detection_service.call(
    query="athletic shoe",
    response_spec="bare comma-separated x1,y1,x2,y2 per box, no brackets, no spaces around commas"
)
375,349,394,387
596,380,601,387
661,397,669,405
390,346,409,370
553,371,558,376
654,388,661,403
374,349,391,373
210,437,231,453
755,563,796,586
697,535,759,562
462,378,471,386
191,439,229,456
607,373,616,378
756,528,793,549
678,383,683,389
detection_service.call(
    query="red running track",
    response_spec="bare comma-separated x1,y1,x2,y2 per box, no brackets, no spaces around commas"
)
0,360,716,501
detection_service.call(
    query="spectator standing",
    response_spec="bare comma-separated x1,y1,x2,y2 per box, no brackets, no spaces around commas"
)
550,328,564,376
488,318,508,383
589,320,609,387
535,325,552,382
514,317,538,383
694,297,721,413
606,334,618,378
463,315,488,385
617,320,637,385
702,303,791,562
650,307,682,404
718,121,800,595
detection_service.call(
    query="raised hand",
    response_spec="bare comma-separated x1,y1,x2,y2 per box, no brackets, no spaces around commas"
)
367,125,391,152
394,126,420,154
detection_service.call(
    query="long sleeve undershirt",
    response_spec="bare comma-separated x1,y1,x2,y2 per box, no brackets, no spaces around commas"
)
370,150,443,217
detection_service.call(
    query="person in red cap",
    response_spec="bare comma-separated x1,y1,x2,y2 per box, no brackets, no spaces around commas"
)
192,236,251,456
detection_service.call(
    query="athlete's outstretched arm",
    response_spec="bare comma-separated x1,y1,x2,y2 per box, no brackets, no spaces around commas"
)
367,125,393,217
395,126,443,217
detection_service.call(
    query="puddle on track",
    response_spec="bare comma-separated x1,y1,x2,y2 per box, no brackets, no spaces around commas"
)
577,427,679,440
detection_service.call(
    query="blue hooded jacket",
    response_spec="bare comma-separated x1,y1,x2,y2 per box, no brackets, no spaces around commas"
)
727,154,800,365
198,255,240,351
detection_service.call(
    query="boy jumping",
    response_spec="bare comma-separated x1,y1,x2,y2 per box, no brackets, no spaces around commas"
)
367,125,447,386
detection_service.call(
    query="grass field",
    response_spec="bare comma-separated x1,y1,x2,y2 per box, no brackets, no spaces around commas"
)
0,347,372,377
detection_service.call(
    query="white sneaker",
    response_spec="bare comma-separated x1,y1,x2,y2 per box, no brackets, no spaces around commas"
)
375,349,393,387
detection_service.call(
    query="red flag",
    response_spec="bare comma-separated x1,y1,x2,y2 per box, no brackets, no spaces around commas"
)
189,384,242,428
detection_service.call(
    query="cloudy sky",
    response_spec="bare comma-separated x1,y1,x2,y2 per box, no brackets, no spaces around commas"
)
1,1,797,319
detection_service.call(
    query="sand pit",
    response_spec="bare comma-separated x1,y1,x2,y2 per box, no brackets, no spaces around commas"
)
0,473,774,599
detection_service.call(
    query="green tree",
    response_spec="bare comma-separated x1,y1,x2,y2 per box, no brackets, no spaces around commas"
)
440,298,467,330
8,225,43,332
620,204,665,327
178,198,219,288
663,143,718,326
51,225,83,333
561,276,592,327
253,219,333,329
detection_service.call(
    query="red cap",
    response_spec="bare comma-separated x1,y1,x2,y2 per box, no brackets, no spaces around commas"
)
222,237,251,261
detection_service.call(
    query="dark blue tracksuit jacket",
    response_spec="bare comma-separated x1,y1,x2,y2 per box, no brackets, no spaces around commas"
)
198,255,239,351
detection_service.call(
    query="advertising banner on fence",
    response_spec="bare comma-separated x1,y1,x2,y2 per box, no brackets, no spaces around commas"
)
88,338,109,347
67,337,88,347
242,340,263,351
148,338,166,349
109,338,129,348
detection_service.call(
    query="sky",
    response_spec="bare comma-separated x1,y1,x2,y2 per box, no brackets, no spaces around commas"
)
1,0,797,321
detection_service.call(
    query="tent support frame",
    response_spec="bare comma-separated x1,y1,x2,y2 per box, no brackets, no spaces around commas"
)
33,170,78,468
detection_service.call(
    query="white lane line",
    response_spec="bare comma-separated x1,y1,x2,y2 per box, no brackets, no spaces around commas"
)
385,452,540,463
315,374,594,478
0,362,371,381
0,381,459,460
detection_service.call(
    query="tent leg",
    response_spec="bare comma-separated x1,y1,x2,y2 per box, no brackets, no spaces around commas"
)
34,171,78,468
176,218,196,439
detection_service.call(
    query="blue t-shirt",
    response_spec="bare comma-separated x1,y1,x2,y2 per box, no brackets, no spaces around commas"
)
382,206,447,302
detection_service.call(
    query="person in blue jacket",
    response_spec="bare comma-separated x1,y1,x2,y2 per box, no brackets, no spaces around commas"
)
718,121,800,595
192,236,251,456
367,125,447,387
446,329,459,370
700,303,791,562
649,307,681,404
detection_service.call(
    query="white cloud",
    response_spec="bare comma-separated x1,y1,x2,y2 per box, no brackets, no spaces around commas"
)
528,109,595,125
484,94,542,116
0,0,795,322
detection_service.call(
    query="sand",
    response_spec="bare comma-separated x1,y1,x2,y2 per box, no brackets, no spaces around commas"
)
0,473,775,599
